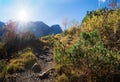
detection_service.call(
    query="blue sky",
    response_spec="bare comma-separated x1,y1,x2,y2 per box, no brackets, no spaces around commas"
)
0,0,108,27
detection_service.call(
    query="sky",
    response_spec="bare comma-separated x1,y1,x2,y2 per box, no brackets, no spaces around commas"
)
0,0,109,27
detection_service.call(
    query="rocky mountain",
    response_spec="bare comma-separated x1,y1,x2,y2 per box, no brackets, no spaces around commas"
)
50,24,62,34
0,21,5,40
27,21,63,37
0,21,63,38
0,21,5,28
27,21,51,37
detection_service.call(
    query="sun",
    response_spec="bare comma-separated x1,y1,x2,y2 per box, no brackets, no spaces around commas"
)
17,9,29,22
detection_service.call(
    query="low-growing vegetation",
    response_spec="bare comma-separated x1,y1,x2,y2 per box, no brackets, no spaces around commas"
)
0,47,36,81
54,8,120,82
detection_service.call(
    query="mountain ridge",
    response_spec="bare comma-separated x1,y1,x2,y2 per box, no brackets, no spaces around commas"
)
0,21,63,39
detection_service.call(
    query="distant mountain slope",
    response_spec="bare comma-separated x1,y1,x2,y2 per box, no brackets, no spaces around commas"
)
0,21,5,40
0,21,63,38
50,24,63,34
28,21,51,37
0,21,4,28
27,21,63,37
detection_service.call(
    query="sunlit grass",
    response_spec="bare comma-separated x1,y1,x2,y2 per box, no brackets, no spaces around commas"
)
6,48,36,74
7,59,25,74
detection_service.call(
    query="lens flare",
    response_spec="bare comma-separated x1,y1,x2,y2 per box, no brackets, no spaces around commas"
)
17,9,29,22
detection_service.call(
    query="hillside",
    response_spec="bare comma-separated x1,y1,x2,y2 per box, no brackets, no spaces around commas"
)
53,8,120,82
0,8,120,82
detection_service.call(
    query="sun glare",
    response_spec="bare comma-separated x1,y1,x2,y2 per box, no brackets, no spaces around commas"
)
17,9,29,22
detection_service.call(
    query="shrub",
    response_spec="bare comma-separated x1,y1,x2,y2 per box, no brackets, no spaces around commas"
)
54,30,120,82
68,26,77,36
56,74,69,82
6,48,36,74
20,50,36,68
19,48,36,68
0,60,6,73
54,40,70,65
6,59,24,74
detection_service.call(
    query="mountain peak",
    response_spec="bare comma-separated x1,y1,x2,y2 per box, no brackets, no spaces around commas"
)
50,24,63,34
0,21,5,28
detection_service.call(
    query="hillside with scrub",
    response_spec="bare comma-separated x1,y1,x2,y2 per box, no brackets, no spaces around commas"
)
0,8,120,82
54,8,120,82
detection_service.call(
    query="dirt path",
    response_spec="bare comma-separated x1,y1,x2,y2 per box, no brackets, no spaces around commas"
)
4,47,55,82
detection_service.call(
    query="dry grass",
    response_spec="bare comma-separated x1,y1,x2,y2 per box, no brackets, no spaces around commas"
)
7,59,25,74
6,48,36,74
56,74,69,82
